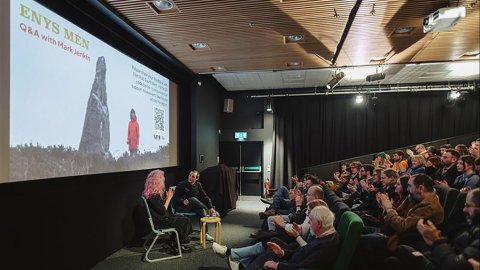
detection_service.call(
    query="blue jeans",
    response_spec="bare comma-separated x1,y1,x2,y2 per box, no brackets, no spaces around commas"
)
187,197,208,217
266,214,290,231
231,242,265,268
271,186,292,213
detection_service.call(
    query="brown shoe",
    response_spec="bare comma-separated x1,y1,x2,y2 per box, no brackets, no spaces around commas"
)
258,209,276,219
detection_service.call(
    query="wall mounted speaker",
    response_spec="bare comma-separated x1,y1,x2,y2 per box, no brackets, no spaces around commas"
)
224,98,234,113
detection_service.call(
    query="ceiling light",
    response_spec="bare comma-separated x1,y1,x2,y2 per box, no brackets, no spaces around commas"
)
394,27,414,34
266,98,273,112
286,61,303,68
287,35,303,41
366,72,386,82
326,71,345,90
355,95,364,104
189,42,209,50
154,0,175,10
285,35,305,43
211,66,227,71
449,90,461,99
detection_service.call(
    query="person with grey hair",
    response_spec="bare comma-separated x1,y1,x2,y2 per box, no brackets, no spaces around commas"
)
213,205,340,270
260,206,340,270
212,200,334,269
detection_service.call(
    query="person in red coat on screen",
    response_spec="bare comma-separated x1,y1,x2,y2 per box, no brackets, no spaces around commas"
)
127,108,140,156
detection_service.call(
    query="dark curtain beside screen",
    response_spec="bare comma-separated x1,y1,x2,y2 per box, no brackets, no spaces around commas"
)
272,91,480,187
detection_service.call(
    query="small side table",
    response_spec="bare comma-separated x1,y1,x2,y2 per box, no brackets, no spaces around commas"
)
199,216,222,248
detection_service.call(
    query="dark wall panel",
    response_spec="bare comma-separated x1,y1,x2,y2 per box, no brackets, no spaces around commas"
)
192,75,224,172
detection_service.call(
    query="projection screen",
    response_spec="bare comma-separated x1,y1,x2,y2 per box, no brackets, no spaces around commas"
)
1,0,179,183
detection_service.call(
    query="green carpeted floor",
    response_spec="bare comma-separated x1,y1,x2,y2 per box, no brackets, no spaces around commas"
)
91,196,266,270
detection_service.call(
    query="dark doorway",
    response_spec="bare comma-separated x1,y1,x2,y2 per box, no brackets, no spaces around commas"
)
219,141,263,196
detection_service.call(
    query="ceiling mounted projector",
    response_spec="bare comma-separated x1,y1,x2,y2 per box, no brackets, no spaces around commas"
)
366,72,386,82
423,6,466,33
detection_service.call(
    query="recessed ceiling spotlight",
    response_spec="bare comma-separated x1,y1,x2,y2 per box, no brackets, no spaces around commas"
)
393,27,414,35
154,0,175,10
189,42,209,50
211,66,227,71
286,61,303,68
285,35,305,43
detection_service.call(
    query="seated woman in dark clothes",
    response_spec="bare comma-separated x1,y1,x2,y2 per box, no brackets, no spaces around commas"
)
143,169,193,252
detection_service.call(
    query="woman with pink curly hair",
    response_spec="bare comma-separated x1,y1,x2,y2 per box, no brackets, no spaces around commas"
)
143,169,192,253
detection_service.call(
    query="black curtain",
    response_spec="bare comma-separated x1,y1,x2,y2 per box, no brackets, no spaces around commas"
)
272,91,479,187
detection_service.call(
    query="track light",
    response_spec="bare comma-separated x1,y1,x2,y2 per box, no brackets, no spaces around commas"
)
366,72,386,82
266,98,273,112
355,95,364,104
449,90,461,99
326,71,345,90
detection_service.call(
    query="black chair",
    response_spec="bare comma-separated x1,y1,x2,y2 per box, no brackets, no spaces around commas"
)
442,192,468,238
434,185,459,217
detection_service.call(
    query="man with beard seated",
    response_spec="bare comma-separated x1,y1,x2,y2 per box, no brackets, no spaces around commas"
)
354,174,444,270
384,188,480,270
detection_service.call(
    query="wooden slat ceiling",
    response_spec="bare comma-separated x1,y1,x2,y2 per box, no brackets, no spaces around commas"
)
103,0,479,89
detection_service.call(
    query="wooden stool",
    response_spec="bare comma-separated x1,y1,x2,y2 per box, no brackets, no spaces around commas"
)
199,216,221,248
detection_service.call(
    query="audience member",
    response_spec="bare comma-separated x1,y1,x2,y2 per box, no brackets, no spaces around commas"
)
355,174,444,269
470,140,480,159
394,175,410,208
406,155,426,175
392,150,409,174
426,146,440,158
454,155,480,191
266,186,324,233
407,144,428,159
425,156,441,179
385,188,480,270
455,144,470,156
434,149,461,187
214,205,340,270
439,144,452,156
373,152,391,169
259,175,318,218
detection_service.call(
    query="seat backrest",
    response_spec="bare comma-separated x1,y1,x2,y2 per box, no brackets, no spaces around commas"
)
141,196,157,232
169,186,199,217
434,185,459,216
332,211,364,270
332,200,350,228
443,191,468,237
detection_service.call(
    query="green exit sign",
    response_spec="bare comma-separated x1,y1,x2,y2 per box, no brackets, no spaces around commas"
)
235,131,247,140
243,166,261,172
